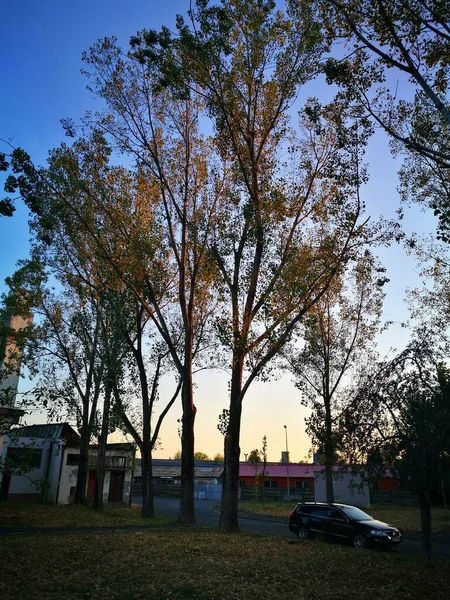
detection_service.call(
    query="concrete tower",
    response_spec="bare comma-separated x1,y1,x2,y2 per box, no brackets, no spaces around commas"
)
0,312,33,431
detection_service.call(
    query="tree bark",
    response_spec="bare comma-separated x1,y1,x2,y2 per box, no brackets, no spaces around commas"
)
141,444,155,518
417,488,433,563
179,368,196,524
219,360,244,532
74,431,89,504
133,329,155,519
324,398,335,504
94,384,112,509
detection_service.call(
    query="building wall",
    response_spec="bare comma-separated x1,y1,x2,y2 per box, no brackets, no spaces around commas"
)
58,450,79,504
1,436,64,503
1,437,134,505
59,446,134,505
377,477,399,493
239,475,314,489
314,471,370,507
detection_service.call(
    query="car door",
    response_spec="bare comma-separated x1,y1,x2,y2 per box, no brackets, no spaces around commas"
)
323,508,352,541
307,506,327,534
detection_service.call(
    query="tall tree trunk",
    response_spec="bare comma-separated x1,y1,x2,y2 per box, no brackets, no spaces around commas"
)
324,398,335,504
220,360,244,532
74,430,89,504
179,365,196,524
134,334,155,519
417,488,433,563
141,444,155,518
94,385,111,509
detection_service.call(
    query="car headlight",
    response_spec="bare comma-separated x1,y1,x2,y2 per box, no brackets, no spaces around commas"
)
370,529,387,537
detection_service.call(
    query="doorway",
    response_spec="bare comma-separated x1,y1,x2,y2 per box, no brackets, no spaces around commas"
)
108,471,125,502
87,470,97,501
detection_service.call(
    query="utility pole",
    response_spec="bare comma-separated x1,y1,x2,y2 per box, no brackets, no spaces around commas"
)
284,425,290,500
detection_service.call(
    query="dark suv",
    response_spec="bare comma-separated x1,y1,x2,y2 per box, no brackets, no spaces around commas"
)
289,502,402,549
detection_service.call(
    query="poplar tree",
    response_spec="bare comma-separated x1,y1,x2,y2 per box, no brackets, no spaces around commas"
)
286,252,385,502
134,0,390,531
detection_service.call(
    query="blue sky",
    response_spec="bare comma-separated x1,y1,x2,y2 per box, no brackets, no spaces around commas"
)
0,1,438,461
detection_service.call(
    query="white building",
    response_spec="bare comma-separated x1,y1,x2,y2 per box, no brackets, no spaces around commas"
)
0,423,135,504
59,443,136,505
313,468,370,507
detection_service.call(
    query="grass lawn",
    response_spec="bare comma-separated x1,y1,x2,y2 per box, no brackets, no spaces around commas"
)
0,501,170,529
1,529,449,600
368,504,450,534
239,501,450,534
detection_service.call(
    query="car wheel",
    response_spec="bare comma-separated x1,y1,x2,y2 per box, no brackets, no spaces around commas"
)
353,534,367,550
297,525,310,540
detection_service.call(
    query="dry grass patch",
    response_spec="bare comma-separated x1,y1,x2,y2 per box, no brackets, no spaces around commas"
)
239,500,292,519
1,529,449,600
0,502,169,528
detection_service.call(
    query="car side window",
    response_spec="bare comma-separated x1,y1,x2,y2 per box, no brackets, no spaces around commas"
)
327,508,346,521
310,507,328,517
297,505,311,514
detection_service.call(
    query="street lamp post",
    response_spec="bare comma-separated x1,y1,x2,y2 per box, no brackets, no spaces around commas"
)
284,425,290,500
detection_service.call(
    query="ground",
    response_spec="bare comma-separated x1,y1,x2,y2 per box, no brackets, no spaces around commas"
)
1,502,449,600
0,502,168,528
2,528,450,599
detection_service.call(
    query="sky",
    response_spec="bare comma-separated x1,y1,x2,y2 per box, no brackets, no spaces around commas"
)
0,1,438,462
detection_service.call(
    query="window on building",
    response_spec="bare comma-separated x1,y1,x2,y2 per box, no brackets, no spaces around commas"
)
67,453,80,466
111,456,126,468
6,447,42,470
264,480,278,488
295,481,312,489
239,480,246,487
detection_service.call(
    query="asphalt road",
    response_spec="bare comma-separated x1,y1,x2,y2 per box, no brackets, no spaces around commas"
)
136,497,450,559
146,497,286,535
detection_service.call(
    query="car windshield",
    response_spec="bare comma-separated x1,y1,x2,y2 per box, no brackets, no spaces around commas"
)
339,506,373,521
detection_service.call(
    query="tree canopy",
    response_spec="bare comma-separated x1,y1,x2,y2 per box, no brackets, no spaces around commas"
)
340,336,450,560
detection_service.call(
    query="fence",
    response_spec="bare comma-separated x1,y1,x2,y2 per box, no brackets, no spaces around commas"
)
194,483,222,500
134,482,416,505
240,486,314,503
132,483,222,500
132,483,181,498
370,490,416,505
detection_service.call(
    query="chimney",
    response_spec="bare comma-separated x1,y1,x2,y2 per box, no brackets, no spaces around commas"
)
281,451,289,464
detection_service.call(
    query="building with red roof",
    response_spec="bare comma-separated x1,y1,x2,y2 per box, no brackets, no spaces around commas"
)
239,462,315,491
